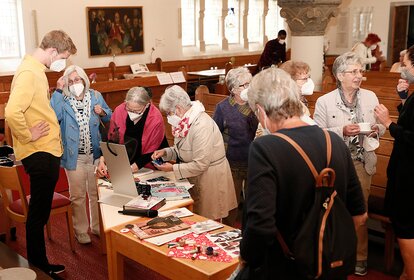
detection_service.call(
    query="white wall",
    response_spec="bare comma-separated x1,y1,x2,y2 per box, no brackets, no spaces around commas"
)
0,0,182,73
1,0,411,74
325,0,412,59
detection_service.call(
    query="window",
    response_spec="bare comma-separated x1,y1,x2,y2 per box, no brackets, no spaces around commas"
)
0,0,23,58
181,0,284,54
181,0,196,46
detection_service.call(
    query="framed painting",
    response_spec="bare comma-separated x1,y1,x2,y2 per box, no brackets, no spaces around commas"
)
86,6,144,57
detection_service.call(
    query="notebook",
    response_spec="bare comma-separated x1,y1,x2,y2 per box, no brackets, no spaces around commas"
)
98,142,138,207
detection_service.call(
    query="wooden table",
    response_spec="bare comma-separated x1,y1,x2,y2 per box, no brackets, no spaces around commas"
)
108,214,239,280
98,170,194,278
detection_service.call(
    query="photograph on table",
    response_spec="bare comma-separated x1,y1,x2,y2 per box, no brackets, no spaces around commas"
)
86,6,144,56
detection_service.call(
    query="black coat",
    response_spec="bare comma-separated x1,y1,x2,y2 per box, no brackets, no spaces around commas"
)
385,92,414,238
239,126,365,279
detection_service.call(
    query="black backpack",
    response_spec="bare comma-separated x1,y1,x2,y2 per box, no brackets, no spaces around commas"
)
274,130,357,279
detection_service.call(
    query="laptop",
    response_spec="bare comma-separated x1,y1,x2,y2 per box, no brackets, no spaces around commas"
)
99,142,138,207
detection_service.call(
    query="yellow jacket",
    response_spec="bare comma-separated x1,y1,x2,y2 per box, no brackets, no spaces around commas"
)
5,55,62,160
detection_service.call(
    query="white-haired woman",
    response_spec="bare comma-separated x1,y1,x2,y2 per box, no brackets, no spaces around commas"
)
236,67,366,279
151,85,237,221
212,67,258,225
313,52,385,276
97,87,168,174
51,65,112,244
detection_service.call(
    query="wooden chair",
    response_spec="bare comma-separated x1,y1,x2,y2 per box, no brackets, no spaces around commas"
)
0,165,75,251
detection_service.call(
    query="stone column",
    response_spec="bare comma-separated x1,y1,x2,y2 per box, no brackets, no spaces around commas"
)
278,0,342,91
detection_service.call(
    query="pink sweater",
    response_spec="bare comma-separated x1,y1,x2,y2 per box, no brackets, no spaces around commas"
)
108,102,166,169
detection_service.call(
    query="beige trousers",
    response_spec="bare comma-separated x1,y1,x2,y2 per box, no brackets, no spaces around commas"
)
65,154,99,236
353,160,371,261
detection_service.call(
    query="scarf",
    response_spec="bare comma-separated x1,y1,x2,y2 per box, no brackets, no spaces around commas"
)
172,100,205,138
69,91,92,154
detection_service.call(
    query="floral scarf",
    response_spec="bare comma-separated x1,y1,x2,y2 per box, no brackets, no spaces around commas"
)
68,91,92,154
172,101,205,138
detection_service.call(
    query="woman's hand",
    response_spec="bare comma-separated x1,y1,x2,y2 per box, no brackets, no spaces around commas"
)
343,124,360,136
374,104,392,129
96,157,108,178
151,149,166,160
56,76,65,90
94,104,105,116
397,79,409,93
154,162,173,172
131,163,138,173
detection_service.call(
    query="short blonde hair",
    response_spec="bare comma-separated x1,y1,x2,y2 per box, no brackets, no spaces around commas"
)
248,67,302,122
279,60,310,80
40,30,77,55
62,65,90,97
159,85,192,113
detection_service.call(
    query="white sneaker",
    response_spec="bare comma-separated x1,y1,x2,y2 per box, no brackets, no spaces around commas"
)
76,233,91,244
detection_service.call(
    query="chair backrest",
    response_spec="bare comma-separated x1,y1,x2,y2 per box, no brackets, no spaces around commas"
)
0,165,28,219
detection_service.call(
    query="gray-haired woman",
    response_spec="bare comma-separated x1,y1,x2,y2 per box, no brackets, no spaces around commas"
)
212,67,258,225
237,67,366,279
152,85,237,221
97,86,169,176
313,52,385,276
51,65,112,244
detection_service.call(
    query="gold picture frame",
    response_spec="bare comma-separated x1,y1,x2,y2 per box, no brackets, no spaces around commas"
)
86,6,144,57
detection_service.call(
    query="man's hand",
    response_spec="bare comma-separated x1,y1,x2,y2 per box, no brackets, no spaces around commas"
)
353,212,368,229
154,162,173,172
151,149,166,160
29,121,50,142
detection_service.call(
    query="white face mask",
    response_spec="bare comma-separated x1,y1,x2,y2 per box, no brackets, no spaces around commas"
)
278,39,286,45
127,111,142,122
167,114,181,127
69,83,84,97
258,108,271,135
50,55,66,72
370,44,377,50
363,134,379,152
401,68,414,84
240,88,249,102
301,78,315,96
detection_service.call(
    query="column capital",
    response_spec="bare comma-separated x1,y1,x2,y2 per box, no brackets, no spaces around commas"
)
278,0,342,36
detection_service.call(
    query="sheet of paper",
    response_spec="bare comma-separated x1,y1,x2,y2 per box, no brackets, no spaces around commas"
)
145,229,193,246
158,207,194,218
169,71,186,83
156,73,173,85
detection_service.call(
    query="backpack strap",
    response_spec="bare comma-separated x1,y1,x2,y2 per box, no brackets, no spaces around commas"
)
272,129,332,259
273,129,331,179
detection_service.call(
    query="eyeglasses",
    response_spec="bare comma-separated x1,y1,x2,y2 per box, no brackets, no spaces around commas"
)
126,103,147,114
343,69,366,76
68,77,83,86
238,83,250,89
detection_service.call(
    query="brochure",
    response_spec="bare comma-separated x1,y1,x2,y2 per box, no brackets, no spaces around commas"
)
123,195,166,210
191,220,224,234
131,215,190,239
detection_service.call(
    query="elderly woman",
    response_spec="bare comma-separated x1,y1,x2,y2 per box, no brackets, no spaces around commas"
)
51,65,112,244
375,45,414,280
313,52,385,276
97,87,168,174
212,67,258,224
237,67,366,279
152,85,237,220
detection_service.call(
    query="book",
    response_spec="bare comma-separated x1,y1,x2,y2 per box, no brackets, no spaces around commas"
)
158,207,194,218
150,184,191,201
123,195,166,210
191,219,224,234
131,215,190,239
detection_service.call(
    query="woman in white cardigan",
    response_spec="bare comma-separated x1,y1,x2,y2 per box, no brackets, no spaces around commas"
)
313,52,385,277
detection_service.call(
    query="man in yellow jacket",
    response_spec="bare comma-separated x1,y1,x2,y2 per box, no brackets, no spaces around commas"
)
5,30,76,279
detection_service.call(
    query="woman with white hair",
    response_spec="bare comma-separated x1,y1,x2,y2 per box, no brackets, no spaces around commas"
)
212,67,258,225
390,49,407,73
97,86,168,173
313,52,385,276
51,65,112,244
152,85,237,221
237,67,366,279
